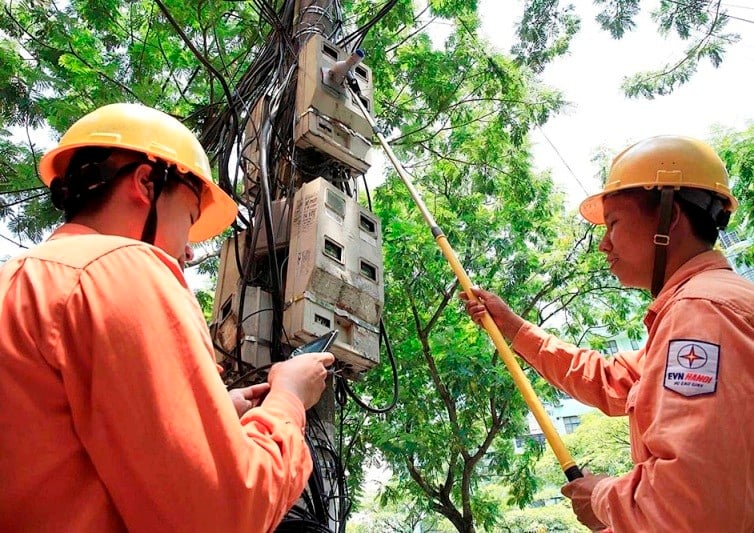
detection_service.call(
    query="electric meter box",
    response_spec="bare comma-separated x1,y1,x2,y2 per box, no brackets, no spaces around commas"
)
284,178,384,373
211,233,247,326
295,33,375,173
211,205,292,327
253,198,292,256
211,228,288,369
212,286,273,369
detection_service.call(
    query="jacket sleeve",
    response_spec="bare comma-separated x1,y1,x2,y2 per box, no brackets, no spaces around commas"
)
53,246,311,532
512,322,642,416
590,297,754,531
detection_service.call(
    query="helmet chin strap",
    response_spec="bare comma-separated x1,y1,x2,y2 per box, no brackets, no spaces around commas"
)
140,165,169,245
651,187,676,297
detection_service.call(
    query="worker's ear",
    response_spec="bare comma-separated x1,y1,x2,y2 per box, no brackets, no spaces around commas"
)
127,164,155,206
668,201,683,233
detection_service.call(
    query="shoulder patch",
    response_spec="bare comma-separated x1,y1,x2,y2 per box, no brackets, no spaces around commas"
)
663,339,720,397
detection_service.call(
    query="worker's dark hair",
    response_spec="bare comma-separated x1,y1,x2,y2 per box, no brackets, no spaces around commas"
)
50,147,203,222
613,187,721,246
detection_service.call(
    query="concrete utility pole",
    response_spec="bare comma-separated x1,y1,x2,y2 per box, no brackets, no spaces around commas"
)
213,1,382,529
292,3,341,530
296,0,336,43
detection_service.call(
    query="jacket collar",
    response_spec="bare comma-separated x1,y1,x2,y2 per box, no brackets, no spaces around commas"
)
48,223,101,240
644,249,731,329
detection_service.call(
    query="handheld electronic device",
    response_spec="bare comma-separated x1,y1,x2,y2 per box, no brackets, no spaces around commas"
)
290,330,338,356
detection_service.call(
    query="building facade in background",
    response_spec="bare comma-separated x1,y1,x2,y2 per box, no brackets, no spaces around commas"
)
720,228,754,282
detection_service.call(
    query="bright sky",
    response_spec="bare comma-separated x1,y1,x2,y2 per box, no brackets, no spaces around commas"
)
477,0,754,207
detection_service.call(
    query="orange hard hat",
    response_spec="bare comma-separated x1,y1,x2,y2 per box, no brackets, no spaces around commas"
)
39,103,237,242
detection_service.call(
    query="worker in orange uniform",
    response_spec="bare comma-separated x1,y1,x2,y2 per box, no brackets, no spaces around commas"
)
0,103,334,532
462,136,754,531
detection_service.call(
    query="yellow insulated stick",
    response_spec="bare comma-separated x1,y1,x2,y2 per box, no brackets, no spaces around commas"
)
350,87,582,481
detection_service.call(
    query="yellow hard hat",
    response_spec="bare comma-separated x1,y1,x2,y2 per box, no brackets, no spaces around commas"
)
39,103,237,242
579,135,737,225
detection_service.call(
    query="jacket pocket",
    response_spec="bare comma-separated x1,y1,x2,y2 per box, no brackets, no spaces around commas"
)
625,381,642,463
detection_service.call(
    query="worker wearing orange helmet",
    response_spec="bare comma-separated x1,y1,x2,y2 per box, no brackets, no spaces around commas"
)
462,136,754,531
0,103,334,531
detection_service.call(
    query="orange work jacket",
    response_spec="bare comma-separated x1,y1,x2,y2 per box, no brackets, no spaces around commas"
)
0,224,312,532
512,250,754,532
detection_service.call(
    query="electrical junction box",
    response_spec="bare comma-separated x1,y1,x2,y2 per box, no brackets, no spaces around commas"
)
252,197,292,257
295,33,375,174
284,178,384,374
211,232,247,329
210,227,286,369
211,201,291,329
211,285,273,369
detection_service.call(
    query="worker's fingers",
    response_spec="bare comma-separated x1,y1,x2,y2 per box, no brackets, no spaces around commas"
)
245,383,270,399
459,286,486,301
269,352,335,409
460,288,491,326
314,352,335,366
229,386,266,417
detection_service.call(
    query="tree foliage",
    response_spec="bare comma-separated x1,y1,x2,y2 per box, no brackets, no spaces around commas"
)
714,124,754,265
514,0,741,99
0,0,744,243
536,410,632,488
606,0,738,98
501,503,584,533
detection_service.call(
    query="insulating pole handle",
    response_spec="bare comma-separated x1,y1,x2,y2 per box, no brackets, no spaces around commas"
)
352,89,581,480
436,235,582,479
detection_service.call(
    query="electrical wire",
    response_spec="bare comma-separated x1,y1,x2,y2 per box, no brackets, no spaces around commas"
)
536,125,590,196
337,0,400,51
0,191,49,208
335,318,399,414
0,231,28,249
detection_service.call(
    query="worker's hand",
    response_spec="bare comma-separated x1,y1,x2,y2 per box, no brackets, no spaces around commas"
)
268,352,335,410
560,469,609,531
459,287,525,342
228,383,271,418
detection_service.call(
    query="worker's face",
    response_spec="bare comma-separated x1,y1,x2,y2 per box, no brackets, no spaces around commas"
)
598,193,658,290
153,182,201,268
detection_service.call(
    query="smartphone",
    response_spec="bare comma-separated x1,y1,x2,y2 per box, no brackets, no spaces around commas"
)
290,330,338,356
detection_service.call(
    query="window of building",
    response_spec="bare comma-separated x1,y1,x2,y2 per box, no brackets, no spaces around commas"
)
563,415,581,434
515,433,546,449
630,338,640,350
719,228,743,249
605,339,618,355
